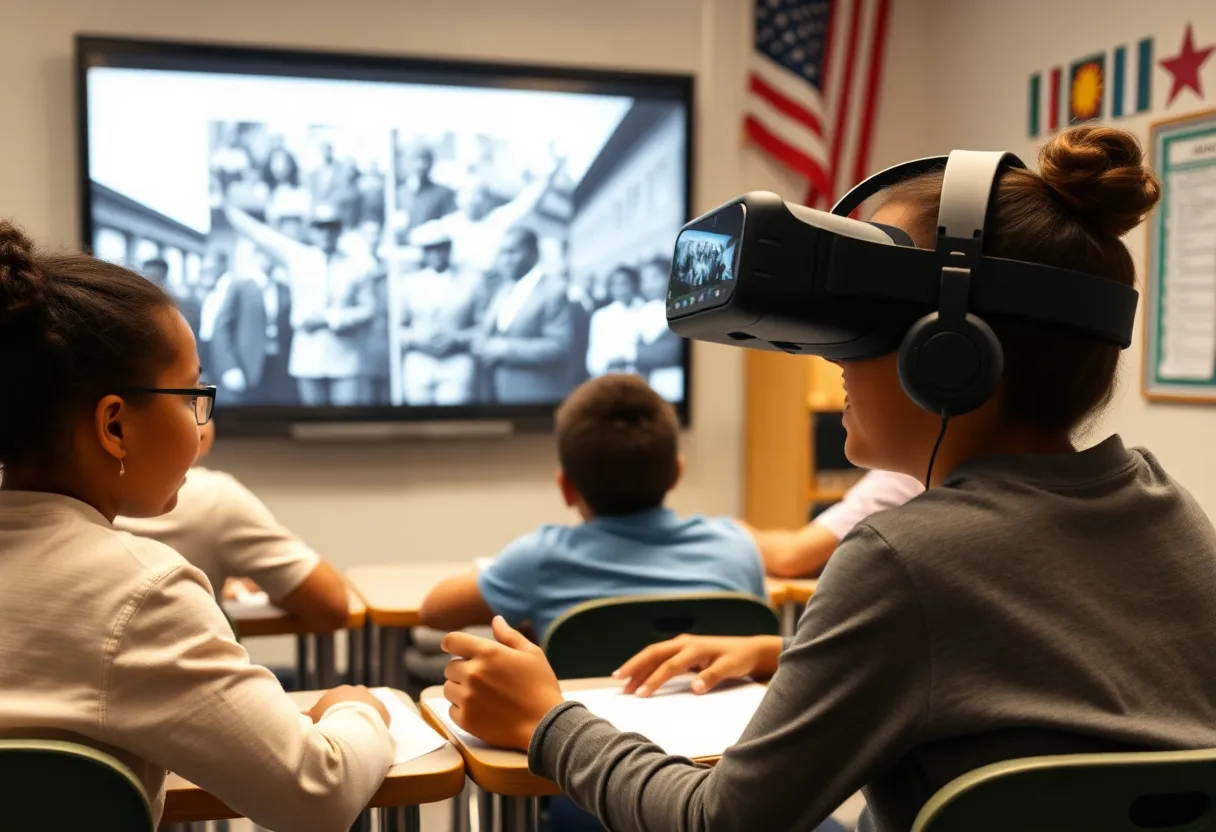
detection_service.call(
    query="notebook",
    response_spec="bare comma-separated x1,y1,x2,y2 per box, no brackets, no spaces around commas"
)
423,678,766,760
370,688,449,765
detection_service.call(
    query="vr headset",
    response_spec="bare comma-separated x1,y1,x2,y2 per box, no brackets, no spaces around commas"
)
665,151,1138,417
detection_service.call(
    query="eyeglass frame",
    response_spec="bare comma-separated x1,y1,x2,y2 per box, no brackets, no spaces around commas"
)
120,385,217,426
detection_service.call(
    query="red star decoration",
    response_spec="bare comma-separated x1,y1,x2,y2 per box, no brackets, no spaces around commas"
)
1160,23,1215,106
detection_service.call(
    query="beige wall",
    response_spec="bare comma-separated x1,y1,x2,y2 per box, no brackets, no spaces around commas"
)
2,0,866,572
880,0,1216,514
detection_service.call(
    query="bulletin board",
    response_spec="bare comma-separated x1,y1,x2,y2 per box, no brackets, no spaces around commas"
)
1144,108,1216,403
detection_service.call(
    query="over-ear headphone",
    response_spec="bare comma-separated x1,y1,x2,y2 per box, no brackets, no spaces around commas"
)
666,153,1138,421
832,151,1025,417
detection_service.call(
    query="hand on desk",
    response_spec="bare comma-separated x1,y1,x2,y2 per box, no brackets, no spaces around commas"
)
308,685,392,728
613,634,784,698
441,616,564,751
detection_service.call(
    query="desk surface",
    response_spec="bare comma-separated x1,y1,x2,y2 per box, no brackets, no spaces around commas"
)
764,577,789,606
161,689,464,825
225,587,367,638
782,578,818,605
347,562,474,628
348,563,812,630
420,678,732,798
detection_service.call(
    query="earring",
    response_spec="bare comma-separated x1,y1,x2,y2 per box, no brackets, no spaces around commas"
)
119,459,125,477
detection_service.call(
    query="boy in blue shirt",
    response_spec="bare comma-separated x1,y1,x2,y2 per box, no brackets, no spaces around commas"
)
419,373,765,640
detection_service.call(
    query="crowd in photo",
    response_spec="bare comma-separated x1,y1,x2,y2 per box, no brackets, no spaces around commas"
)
385,132,684,407
196,121,390,408
673,233,736,287
123,118,687,412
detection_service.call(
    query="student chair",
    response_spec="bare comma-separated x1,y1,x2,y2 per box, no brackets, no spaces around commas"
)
0,738,154,831
912,748,1216,832
542,592,780,679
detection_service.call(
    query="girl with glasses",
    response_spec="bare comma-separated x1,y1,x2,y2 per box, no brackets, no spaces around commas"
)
0,221,393,832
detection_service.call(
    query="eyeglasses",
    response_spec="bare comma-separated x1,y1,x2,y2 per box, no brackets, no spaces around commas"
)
122,386,217,426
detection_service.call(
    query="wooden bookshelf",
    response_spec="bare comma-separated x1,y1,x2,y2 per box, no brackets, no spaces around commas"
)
744,353,853,529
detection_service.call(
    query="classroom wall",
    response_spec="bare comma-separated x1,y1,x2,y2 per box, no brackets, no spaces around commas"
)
0,0,817,567
878,0,1216,514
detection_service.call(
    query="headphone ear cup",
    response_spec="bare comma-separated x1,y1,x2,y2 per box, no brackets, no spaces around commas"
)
898,313,1003,416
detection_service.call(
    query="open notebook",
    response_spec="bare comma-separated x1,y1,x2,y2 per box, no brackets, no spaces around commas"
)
424,678,766,760
369,688,448,765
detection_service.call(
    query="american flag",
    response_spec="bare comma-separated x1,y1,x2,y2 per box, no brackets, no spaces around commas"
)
745,0,893,208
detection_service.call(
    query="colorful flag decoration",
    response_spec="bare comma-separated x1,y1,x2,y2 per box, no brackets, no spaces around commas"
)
1029,34,1156,136
1028,67,1059,138
745,0,894,207
1068,53,1106,123
1111,38,1154,118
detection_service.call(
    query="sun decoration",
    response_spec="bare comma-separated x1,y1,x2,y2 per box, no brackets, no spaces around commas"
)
1071,62,1103,121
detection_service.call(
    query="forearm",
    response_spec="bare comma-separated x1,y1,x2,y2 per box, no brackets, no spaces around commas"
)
756,524,840,578
419,572,495,631
531,705,720,831
524,531,930,832
273,560,349,633
111,568,394,832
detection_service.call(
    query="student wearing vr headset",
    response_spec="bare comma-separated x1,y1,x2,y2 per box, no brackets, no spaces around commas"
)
438,126,1216,832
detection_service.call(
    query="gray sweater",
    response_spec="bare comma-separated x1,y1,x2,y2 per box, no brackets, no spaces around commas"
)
528,436,1216,831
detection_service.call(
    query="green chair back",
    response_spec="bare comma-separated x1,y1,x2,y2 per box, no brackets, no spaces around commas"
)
0,739,154,831
913,748,1216,832
542,592,780,679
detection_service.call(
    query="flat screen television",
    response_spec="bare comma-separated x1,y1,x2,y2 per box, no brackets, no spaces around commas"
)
76,36,694,436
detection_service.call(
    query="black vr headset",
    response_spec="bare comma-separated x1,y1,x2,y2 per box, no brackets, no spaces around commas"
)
666,151,1139,418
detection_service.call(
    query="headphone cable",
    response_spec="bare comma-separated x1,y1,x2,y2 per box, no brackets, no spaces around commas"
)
924,415,950,489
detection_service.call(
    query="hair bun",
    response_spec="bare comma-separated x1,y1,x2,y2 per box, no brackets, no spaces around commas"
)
1038,126,1162,238
0,220,48,337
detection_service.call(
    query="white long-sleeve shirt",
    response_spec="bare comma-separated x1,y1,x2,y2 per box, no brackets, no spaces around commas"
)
814,470,924,539
0,490,393,832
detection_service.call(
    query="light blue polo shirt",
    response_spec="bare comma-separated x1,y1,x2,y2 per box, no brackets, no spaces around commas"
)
477,507,766,641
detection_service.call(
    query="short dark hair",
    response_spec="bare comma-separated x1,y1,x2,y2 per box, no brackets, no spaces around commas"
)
507,226,539,257
0,221,178,469
556,374,679,516
878,126,1161,435
608,265,641,292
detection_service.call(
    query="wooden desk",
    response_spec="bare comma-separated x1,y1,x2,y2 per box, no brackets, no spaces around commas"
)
347,562,472,629
346,562,474,686
420,678,734,832
764,576,788,607
783,578,818,605
224,587,367,638
347,563,815,683
161,689,464,831
224,587,368,688
769,577,818,635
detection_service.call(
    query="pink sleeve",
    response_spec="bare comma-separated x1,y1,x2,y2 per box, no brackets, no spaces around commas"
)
813,470,924,540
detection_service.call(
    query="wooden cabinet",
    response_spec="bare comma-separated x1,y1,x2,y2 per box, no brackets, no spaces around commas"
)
743,352,862,529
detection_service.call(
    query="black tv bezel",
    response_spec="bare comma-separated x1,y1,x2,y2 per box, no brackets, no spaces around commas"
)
75,34,695,435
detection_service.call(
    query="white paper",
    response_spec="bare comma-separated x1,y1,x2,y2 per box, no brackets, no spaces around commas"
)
1158,164,1216,381
221,591,278,619
371,688,448,765
423,678,766,760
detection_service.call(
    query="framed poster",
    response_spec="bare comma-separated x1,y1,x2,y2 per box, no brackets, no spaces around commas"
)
1144,108,1216,402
